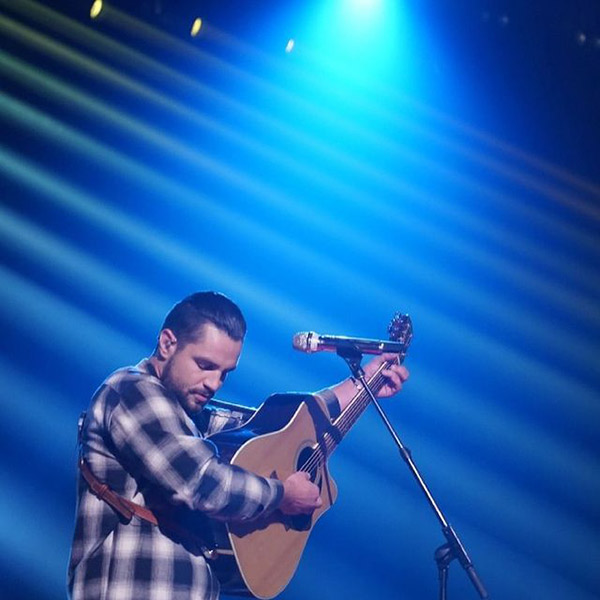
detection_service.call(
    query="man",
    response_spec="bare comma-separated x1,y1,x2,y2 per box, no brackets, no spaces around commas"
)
68,291,408,600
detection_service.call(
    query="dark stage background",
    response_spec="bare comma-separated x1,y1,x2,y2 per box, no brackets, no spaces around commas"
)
1,1,599,599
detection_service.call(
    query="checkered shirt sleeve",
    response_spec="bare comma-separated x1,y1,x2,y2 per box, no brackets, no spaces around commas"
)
106,374,282,520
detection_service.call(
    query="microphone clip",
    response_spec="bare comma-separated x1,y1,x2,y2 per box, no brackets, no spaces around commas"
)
336,345,366,380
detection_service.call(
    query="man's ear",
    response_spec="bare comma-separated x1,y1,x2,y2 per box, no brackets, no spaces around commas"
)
157,328,178,359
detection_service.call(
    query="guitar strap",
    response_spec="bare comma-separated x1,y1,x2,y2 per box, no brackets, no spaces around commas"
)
77,412,218,561
303,396,342,445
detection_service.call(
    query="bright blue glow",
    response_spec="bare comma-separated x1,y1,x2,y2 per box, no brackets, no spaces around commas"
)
348,0,383,10
301,0,408,83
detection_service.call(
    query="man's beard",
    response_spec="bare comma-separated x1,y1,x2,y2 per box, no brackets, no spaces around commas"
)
160,361,190,411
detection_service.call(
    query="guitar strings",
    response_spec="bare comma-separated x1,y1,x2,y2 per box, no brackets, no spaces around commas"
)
298,328,409,475
299,351,405,475
299,366,392,475
299,372,386,474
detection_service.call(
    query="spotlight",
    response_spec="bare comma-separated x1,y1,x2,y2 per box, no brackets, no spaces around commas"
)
190,17,203,37
350,0,381,8
285,38,295,53
90,0,103,19
576,31,587,45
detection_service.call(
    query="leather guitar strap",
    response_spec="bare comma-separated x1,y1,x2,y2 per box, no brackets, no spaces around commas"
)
79,458,159,526
77,412,217,560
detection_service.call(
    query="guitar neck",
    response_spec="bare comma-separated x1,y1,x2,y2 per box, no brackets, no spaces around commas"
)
334,357,398,443
307,357,400,467
298,312,412,475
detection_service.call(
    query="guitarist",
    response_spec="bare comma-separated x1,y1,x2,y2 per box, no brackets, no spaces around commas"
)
68,291,409,600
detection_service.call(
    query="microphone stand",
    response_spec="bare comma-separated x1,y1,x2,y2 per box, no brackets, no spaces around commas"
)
338,348,489,600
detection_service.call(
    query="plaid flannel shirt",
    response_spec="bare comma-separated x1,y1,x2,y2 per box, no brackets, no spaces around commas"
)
68,359,340,600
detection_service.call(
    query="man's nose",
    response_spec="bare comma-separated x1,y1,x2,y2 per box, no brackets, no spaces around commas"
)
204,372,221,393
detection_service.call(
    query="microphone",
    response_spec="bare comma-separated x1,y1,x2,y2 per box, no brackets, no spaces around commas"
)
292,331,405,355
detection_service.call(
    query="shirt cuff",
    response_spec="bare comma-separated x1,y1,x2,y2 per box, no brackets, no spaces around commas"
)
264,477,285,515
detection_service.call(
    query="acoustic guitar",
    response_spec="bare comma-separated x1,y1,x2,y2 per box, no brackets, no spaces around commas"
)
207,313,413,598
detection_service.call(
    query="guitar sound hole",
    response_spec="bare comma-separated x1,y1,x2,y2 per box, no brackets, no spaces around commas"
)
289,446,320,531
297,446,320,485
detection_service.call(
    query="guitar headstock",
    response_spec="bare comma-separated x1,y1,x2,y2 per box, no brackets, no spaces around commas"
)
388,312,413,363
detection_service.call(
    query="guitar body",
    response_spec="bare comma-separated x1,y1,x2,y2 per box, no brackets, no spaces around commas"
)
208,393,339,599
207,312,413,598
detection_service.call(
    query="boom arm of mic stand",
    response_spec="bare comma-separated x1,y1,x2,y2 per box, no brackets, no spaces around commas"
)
337,348,489,600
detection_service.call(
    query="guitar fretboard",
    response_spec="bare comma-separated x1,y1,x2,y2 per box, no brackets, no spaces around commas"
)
299,357,399,475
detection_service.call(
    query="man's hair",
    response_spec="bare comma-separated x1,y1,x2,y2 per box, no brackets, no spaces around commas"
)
160,291,246,345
